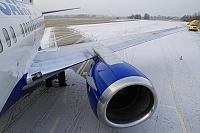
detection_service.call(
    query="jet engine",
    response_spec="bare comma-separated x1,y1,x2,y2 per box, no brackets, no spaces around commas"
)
86,58,158,128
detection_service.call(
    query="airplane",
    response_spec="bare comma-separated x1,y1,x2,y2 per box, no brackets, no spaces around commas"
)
0,0,186,128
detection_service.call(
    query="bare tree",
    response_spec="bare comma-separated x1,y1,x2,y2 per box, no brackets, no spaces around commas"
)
127,14,134,19
144,13,150,19
181,11,200,22
134,14,141,19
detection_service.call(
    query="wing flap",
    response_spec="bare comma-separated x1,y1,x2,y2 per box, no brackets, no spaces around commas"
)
26,43,96,86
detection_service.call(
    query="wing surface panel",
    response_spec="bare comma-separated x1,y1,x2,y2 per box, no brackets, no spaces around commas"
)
26,26,186,85
109,27,186,52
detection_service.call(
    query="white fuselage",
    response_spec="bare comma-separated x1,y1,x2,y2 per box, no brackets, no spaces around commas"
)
0,0,45,115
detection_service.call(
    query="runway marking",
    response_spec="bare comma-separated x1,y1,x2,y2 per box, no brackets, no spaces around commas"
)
160,104,187,133
159,36,187,133
50,117,60,133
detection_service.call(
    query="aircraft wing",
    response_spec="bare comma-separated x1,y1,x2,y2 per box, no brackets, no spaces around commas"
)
42,7,81,14
26,26,186,86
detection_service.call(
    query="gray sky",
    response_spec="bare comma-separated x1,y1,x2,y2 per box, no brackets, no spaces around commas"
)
34,0,200,17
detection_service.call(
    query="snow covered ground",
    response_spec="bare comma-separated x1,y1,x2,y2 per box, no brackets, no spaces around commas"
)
0,20,200,133
70,20,186,41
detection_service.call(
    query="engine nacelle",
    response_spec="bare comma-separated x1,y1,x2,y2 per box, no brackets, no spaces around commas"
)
86,58,158,128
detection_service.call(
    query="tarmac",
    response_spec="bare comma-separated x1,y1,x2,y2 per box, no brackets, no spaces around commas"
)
0,20,200,133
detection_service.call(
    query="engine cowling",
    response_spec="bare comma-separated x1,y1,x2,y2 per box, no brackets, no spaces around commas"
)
86,58,158,128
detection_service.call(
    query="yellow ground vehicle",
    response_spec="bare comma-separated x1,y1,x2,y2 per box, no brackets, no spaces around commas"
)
189,20,199,31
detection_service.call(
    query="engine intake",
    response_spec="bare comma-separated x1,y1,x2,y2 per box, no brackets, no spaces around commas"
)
97,76,157,128
86,58,158,128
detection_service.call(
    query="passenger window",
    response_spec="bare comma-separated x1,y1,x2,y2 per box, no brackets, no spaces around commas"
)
26,23,29,33
2,28,11,47
30,22,32,32
23,23,27,35
28,22,30,32
20,24,25,37
10,27,17,43
33,21,36,30
30,21,32,31
28,22,32,32
0,39,3,53
33,20,35,30
31,21,34,31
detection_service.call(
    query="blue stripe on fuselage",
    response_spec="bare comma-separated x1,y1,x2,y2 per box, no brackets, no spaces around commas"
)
0,74,27,117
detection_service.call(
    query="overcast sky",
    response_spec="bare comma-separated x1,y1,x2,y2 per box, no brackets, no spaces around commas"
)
34,0,200,17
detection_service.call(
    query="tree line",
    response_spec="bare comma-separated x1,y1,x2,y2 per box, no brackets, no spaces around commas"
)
181,12,200,22
127,13,150,19
127,11,200,22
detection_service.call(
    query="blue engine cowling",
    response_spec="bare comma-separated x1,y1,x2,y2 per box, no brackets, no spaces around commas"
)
86,58,158,128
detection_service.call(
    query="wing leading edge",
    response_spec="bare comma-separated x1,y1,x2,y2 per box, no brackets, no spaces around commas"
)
26,26,186,87
109,27,186,52
42,7,80,14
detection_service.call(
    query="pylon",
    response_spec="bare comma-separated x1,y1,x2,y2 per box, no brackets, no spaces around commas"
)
180,56,183,60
